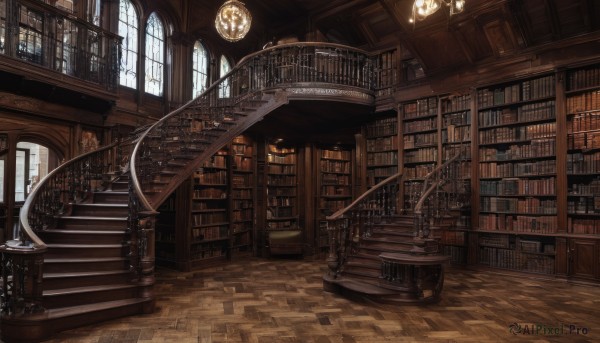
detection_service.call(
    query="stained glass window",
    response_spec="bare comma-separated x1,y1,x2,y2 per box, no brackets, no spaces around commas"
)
145,12,164,96
118,0,138,88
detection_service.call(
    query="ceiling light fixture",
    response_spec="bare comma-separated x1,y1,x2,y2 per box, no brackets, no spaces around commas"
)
409,0,465,24
215,0,252,42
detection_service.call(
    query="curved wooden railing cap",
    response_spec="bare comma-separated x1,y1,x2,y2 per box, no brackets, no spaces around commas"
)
326,172,403,221
17,141,121,250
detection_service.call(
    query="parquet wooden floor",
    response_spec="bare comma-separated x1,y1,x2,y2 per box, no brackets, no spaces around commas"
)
44,257,600,343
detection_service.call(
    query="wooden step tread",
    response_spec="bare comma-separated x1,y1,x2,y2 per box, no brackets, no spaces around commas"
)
43,229,128,235
60,216,128,221
73,203,128,208
40,298,148,319
45,257,129,264
94,191,128,195
44,283,137,297
46,243,126,249
44,270,130,279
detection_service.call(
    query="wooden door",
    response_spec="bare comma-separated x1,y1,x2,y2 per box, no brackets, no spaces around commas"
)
569,239,598,280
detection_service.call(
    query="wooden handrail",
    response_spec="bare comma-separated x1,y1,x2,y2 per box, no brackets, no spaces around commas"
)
326,172,403,221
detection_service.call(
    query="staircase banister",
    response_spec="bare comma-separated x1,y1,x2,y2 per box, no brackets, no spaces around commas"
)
413,149,464,215
18,140,122,249
326,171,403,221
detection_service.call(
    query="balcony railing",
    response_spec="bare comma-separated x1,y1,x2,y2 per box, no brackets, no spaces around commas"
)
0,0,120,91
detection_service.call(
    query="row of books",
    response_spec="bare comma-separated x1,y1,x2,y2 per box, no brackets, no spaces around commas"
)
479,160,556,178
567,152,600,174
232,174,252,187
478,84,520,108
480,177,556,196
443,125,470,143
366,166,398,178
568,66,600,91
267,206,294,218
568,218,600,235
232,155,252,171
403,117,437,133
478,101,555,128
404,164,435,179
479,122,556,144
404,132,437,148
322,149,351,160
192,212,227,226
192,225,228,241
443,145,472,159
231,144,252,156
267,153,295,164
403,97,438,120
321,160,351,174
479,247,554,274
321,185,351,196
479,139,555,161
268,146,294,155
268,164,296,174
568,131,600,150
570,179,600,195
232,209,252,222
202,154,228,169
367,136,398,152
322,174,350,185
441,230,466,245
232,200,252,210
194,170,228,185
267,196,295,207
266,220,296,229
267,174,296,186
404,147,436,163
442,245,467,264
193,188,226,199
479,214,557,233
521,75,556,101
443,110,471,126
319,199,350,212
365,118,397,137
231,188,252,198
266,187,296,197
568,111,600,133
367,151,398,165
442,95,471,113
192,202,226,211
566,90,600,113
190,245,226,260
568,197,600,215
232,222,251,233
480,197,557,214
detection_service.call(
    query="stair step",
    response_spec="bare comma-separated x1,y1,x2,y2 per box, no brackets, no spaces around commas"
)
57,216,128,229
43,269,132,290
43,284,138,309
70,203,129,216
44,257,130,273
362,236,415,244
329,277,397,296
39,229,128,244
93,191,129,204
45,243,129,258
111,181,129,191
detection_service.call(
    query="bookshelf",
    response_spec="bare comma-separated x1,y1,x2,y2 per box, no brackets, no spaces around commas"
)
364,116,399,188
439,94,472,264
401,96,438,211
190,149,230,267
230,135,255,256
475,73,557,275
155,193,177,268
266,143,299,231
316,146,353,253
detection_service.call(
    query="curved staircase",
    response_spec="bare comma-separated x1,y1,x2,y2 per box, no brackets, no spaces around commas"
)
0,42,388,342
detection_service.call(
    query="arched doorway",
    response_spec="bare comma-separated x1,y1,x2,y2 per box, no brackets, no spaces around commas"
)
0,134,61,242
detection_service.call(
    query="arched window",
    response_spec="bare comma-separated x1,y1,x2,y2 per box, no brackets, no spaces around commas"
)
218,55,231,98
145,12,164,96
118,0,138,88
192,40,208,98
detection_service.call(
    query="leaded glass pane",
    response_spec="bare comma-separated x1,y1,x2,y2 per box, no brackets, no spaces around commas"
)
17,5,44,64
192,40,208,98
118,0,138,88
145,12,164,96
219,55,231,98
0,0,5,54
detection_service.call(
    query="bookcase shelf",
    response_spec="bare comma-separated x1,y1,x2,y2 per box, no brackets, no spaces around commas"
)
266,143,299,231
365,116,398,187
230,135,255,255
317,146,353,252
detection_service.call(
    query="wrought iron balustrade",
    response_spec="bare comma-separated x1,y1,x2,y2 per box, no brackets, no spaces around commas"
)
0,0,120,90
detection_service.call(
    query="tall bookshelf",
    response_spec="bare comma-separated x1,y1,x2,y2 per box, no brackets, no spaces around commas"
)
190,148,231,267
265,143,299,231
230,135,255,256
364,116,398,188
476,73,558,274
155,193,177,268
401,96,438,211
316,146,353,253
439,94,472,264
563,63,600,280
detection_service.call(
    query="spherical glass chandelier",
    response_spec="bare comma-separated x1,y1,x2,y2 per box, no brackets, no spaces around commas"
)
215,0,252,42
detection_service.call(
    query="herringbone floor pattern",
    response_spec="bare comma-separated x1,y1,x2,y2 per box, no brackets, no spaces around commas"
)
46,257,600,343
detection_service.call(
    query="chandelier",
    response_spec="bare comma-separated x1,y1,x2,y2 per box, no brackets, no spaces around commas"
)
215,0,252,42
409,0,465,23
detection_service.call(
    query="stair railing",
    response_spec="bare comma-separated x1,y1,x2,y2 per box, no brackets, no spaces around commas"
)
325,173,403,278
412,146,470,253
1,138,130,316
